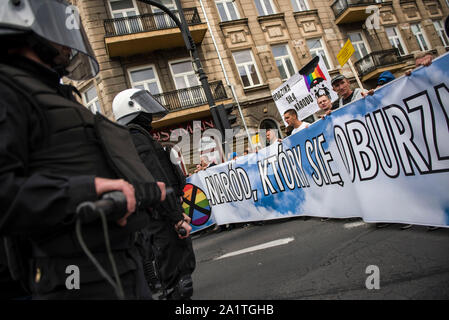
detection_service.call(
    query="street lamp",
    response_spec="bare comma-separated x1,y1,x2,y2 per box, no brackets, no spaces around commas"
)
138,0,234,155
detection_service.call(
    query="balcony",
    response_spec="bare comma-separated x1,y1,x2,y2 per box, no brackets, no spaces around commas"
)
151,80,232,128
104,8,208,57
354,48,408,81
331,0,380,25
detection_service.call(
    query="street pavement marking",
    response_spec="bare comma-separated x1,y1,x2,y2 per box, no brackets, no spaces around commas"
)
214,237,295,261
343,221,367,229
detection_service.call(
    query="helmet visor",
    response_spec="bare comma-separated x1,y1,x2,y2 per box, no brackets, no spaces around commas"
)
130,90,168,119
1,0,99,80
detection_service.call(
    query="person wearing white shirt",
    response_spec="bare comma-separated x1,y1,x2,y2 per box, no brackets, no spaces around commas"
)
283,109,310,135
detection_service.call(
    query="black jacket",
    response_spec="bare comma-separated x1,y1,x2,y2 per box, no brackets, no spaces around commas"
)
128,124,185,225
0,55,150,255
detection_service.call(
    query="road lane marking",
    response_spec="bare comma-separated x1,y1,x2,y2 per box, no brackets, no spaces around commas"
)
214,237,295,260
344,221,367,229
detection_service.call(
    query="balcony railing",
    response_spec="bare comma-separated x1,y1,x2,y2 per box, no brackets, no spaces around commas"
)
153,81,228,112
331,0,378,19
354,48,403,77
104,8,202,37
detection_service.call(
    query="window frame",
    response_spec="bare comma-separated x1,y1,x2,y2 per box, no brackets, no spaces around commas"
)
291,0,309,12
215,0,240,22
306,37,333,70
232,49,263,89
127,64,163,95
82,84,102,114
433,20,449,48
108,0,141,34
271,43,297,81
348,31,370,61
385,26,408,56
411,23,431,51
254,0,277,16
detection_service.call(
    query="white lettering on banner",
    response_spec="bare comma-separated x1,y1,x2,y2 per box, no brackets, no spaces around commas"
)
335,85,449,182
188,56,449,230
205,165,256,205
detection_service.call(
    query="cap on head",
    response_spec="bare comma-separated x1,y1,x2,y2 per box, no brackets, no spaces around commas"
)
331,74,346,86
377,71,395,86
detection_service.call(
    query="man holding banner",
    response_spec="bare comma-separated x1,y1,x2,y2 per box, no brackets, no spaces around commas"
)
283,109,310,135
331,74,364,109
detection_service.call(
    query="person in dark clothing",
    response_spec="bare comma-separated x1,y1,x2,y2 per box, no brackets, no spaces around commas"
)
112,89,195,300
0,0,165,299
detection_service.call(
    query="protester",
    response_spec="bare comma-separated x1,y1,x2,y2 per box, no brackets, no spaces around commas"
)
266,128,282,145
0,0,165,299
112,88,195,300
200,155,216,169
285,125,294,136
331,74,364,109
314,94,337,119
283,109,310,135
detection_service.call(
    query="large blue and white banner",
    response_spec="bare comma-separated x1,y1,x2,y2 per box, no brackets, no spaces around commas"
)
186,53,449,232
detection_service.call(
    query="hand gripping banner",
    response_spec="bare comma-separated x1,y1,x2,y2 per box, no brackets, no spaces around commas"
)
184,53,449,233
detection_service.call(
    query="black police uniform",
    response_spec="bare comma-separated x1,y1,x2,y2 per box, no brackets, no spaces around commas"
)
0,55,159,299
128,122,196,299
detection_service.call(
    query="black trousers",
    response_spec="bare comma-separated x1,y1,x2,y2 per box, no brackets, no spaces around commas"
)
147,217,196,290
30,247,151,300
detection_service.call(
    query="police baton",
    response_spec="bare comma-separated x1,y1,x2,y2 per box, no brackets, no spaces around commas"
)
76,191,127,224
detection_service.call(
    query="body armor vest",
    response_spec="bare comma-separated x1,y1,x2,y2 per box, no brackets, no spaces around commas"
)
0,63,149,257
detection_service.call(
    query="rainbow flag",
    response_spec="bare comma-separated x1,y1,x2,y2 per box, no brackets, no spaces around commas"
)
182,183,212,226
303,63,326,91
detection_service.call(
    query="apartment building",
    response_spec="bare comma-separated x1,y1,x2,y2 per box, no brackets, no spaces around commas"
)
68,0,449,172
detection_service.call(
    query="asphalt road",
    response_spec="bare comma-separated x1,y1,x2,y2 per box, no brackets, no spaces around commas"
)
190,217,449,300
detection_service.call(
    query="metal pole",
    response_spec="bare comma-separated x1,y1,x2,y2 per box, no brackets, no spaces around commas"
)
197,0,253,150
137,0,216,109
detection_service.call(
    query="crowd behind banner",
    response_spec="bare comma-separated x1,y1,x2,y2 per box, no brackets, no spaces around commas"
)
185,53,449,233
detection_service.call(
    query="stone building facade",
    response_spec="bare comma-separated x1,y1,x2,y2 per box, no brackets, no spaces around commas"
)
68,0,449,172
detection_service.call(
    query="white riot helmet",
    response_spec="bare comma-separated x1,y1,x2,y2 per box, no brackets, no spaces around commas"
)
112,88,168,125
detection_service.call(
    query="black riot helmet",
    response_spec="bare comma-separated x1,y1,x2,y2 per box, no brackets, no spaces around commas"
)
0,0,99,80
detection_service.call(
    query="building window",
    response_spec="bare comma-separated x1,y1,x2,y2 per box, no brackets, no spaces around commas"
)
128,65,162,95
232,50,262,88
291,0,308,12
254,0,276,16
152,0,178,28
82,85,101,114
411,23,430,51
169,60,202,106
216,0,239,22
306,38,332,70
271,44,296,81
348,32,369,61
169,60,200,89
385,26,408,55
109,0,141,34
433,20,449,47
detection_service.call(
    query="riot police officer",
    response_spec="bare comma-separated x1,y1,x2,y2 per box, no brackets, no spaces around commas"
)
0,0,165,299
112,89,196,300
